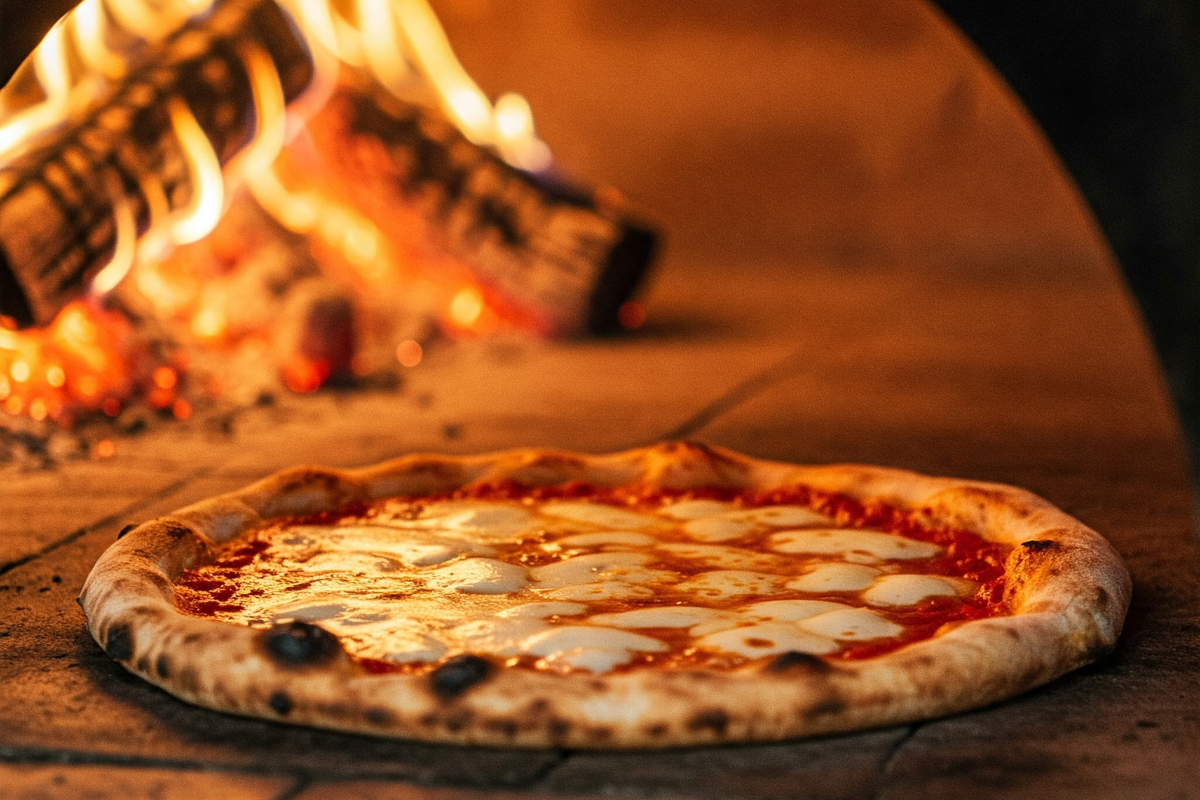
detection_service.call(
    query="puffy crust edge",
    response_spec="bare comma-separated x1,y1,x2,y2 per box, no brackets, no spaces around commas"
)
79,441,1131,748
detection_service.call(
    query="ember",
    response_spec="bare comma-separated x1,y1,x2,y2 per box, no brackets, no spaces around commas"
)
0,0,655,457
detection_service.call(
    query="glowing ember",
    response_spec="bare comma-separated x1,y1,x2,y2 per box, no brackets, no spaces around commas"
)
0,302,177,425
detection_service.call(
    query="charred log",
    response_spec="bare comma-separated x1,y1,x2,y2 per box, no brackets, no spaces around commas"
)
287,79,657,336
0,0,314,328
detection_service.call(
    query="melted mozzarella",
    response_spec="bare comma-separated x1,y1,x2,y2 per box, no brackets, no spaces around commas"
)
797,608,903,640
407,502,537,539
862,575,966,607
696,622,837,658
497,601,587,619
540,582,656,601
681,517,756,542
531,552,670,587
742,599,850,621
317,526,477,565
540,502,659,530
524,625,668,654
729,506,832,527
540,647,639,673
676,570,784,600
452,617,550,657
558,532,658,547
787,563,882,593
430,558,528,594
589,606,728,628
769,529,941,562
657,542,784,571
659,499,734,520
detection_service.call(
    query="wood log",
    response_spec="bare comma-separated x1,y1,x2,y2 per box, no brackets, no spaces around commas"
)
0,0,314,328
282,77,657,336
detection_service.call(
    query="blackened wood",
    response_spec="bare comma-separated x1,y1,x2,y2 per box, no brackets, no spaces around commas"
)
294,81,656,337
0,0,313,327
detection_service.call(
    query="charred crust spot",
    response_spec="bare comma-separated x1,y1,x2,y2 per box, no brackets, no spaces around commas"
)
768,651,832,673
485,719,519,738
136,656,150,673
158,521,197,542
586,726,614,742
117,524,138,539
155,655,171,678
1021,539,1060,552
687,709,730,736
1096,586,1111,607
177,667,200,694
444,709,473,732
269,691,293,715
365,707,392,726
262,621,342,667
806,696,849,718
527,699,550,714
430,654,493,699
104,623,134,661
280,469,343,494
548,718,571,741
418,712,438,727
645,723,668,738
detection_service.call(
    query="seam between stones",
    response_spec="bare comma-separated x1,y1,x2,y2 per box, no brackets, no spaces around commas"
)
0,466,214,577
270,777,313,800
871,724,919,800
648,348,812,443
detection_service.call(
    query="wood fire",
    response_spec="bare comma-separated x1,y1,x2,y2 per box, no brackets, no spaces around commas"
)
0,0,655,433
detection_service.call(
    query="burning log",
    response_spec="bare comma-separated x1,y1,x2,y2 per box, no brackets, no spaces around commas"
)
288,80,657,336
0,0,314,328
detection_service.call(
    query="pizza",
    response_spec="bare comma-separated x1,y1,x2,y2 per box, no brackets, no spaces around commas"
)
79,442,1130,748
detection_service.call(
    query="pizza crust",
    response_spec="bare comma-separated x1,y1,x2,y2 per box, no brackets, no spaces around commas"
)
79,442,1131,748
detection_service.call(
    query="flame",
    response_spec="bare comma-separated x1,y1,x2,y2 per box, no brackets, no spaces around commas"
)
167,97,225,244
0,0,557,421
72,0,127,80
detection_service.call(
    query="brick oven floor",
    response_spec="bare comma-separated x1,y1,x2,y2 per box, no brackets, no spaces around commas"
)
1,1,1196,798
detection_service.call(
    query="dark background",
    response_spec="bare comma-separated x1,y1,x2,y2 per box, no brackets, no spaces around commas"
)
1,0,1199,471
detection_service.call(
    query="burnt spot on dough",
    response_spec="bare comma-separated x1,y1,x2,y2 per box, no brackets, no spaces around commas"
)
768,651,832,674
279,469,344,495
104,622,134,661
136,656,150,673
365,707,392,726
806,696,849,718
430,654,493,699
262,621,342,667
1096,586,1111,607
585,726,614,743
117,524,138,539
269,691,293,715
485,718,520,739
155,654,171,678
444,709,474,732
687,709,730,736
1021,539,1060,552
176,666,200,694
548,718,571,742
644,723,668,738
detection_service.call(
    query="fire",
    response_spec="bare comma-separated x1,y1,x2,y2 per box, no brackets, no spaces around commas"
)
0,302,177,425
0,0,569,428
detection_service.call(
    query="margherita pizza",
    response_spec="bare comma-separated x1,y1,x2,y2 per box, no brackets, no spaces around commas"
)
79,442,1130,748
